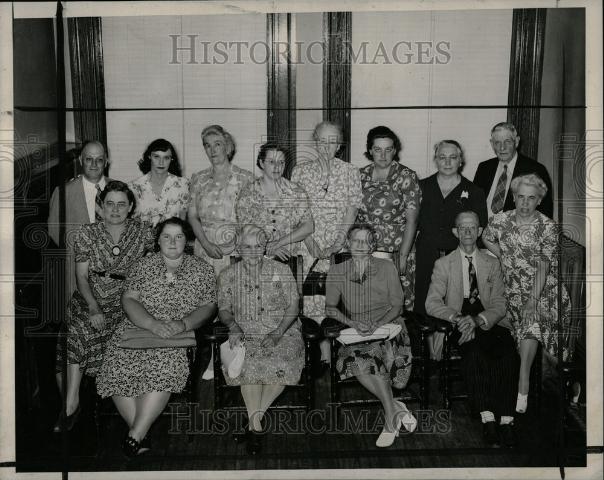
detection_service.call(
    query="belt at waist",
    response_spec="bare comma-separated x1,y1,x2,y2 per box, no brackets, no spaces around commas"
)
91,271,126,281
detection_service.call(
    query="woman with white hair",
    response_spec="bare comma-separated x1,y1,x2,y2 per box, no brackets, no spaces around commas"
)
482,173,571,414
217,224,303,455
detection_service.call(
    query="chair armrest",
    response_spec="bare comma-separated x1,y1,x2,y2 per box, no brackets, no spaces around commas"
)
403,311,435,334
428,315,455,333
299,315,321,340
322,317,347,339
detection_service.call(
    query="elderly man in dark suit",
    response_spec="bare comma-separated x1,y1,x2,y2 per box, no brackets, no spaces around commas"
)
474,122,553,219
426,211,519,448
47,140,113,301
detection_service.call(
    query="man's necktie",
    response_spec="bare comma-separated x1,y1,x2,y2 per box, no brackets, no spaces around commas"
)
95,184,104,222
490,164,507,214
466,256,479,304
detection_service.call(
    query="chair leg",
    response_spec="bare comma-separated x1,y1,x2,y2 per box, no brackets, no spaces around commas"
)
419,330,429,410
94,395,103,458
532,345,543,411
442,333,451,410
305,339,315,411
212,340,222,410
330,339,340,405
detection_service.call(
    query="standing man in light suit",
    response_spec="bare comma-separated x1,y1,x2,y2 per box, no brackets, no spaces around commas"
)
47,140,113,302
474,122,553,219
426,211,519,448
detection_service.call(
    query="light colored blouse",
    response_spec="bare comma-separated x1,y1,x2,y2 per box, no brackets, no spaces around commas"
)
128,173,190,227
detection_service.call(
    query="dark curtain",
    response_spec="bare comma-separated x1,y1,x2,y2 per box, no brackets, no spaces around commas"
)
68,17,108,150
323,12,351,163
267,13,297,178
507,9,547,160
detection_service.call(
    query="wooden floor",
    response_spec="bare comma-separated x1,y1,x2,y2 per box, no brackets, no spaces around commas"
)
16,365,586,473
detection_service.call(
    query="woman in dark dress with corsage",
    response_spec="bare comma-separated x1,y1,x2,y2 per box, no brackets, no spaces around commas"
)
54,181,155,432
414,140,487,360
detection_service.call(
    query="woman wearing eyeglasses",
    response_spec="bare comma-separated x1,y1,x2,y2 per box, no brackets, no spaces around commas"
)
414,140,487,360
236,142,314,260
54,181,155,432
357,126,421,311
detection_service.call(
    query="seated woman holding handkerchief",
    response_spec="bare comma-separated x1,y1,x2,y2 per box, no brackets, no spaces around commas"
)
217,224,303,455
325,224,416,448
96,217,216,457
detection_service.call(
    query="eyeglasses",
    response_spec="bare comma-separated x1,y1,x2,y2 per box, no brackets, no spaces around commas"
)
104,201,129,210
437,155,460,162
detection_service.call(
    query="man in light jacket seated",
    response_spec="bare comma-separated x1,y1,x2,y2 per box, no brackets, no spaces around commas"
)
425,210,519,448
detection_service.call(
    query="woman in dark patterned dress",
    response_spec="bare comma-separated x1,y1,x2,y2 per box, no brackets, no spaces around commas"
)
357,126,421,310
482,174,571,414
217,224,303,455
97,218,216,456
55,181,154,432
325,225,416,448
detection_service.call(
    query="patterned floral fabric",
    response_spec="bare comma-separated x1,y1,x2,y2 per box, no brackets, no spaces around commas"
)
483,210,571,360
217,258,304,385
325,257,412,388
291,158,363,321
56,219,155,376
235,177,312,256
97,253,216,398
358,161,421,310
128,173,190,227
189,164,254,275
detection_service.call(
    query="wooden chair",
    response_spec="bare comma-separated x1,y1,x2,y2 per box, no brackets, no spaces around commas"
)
204,255,320,412
432,235,586,410
321,252,434,410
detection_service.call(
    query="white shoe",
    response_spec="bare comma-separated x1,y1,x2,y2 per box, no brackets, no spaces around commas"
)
376,412,403,448
396,400,417,433
516,393,528,413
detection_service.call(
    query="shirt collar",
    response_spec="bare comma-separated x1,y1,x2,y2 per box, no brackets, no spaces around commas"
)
499,152,518,171
82,175,106,189
458,247,478,260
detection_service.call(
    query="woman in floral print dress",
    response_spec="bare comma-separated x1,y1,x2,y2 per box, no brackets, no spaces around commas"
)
483,173,571,413
97,218,216,456
236,142,313,260
128,138,190,227
291,121,362,363
357,126,421,310
54,181,155,432
217,225,303,454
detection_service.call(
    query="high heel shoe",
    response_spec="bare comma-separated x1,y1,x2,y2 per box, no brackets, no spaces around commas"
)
376,412,403,448
53,405,81,433
123,435,151,458
396,400,417,433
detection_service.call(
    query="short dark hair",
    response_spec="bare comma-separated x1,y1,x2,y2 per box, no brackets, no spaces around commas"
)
154,217,193,251
364,126,402,162
256,142,289,170
137,138,182,176
100,180,136,213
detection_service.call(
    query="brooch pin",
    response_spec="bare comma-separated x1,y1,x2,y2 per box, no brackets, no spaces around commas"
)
460,190,469,199
112,245,121,256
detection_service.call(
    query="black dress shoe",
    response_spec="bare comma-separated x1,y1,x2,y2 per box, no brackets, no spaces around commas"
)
246,430,262,455
499,423,517,448
482,421,500,447
53,405,81,433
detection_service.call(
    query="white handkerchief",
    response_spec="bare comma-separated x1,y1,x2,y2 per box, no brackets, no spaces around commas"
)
336,323,402,345
220,340,246,378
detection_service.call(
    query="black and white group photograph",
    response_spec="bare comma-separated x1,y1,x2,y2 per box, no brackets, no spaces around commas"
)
1,0,602,479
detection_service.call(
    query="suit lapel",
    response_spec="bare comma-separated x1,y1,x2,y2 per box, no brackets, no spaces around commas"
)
449,251,464,311
475,250,492,302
